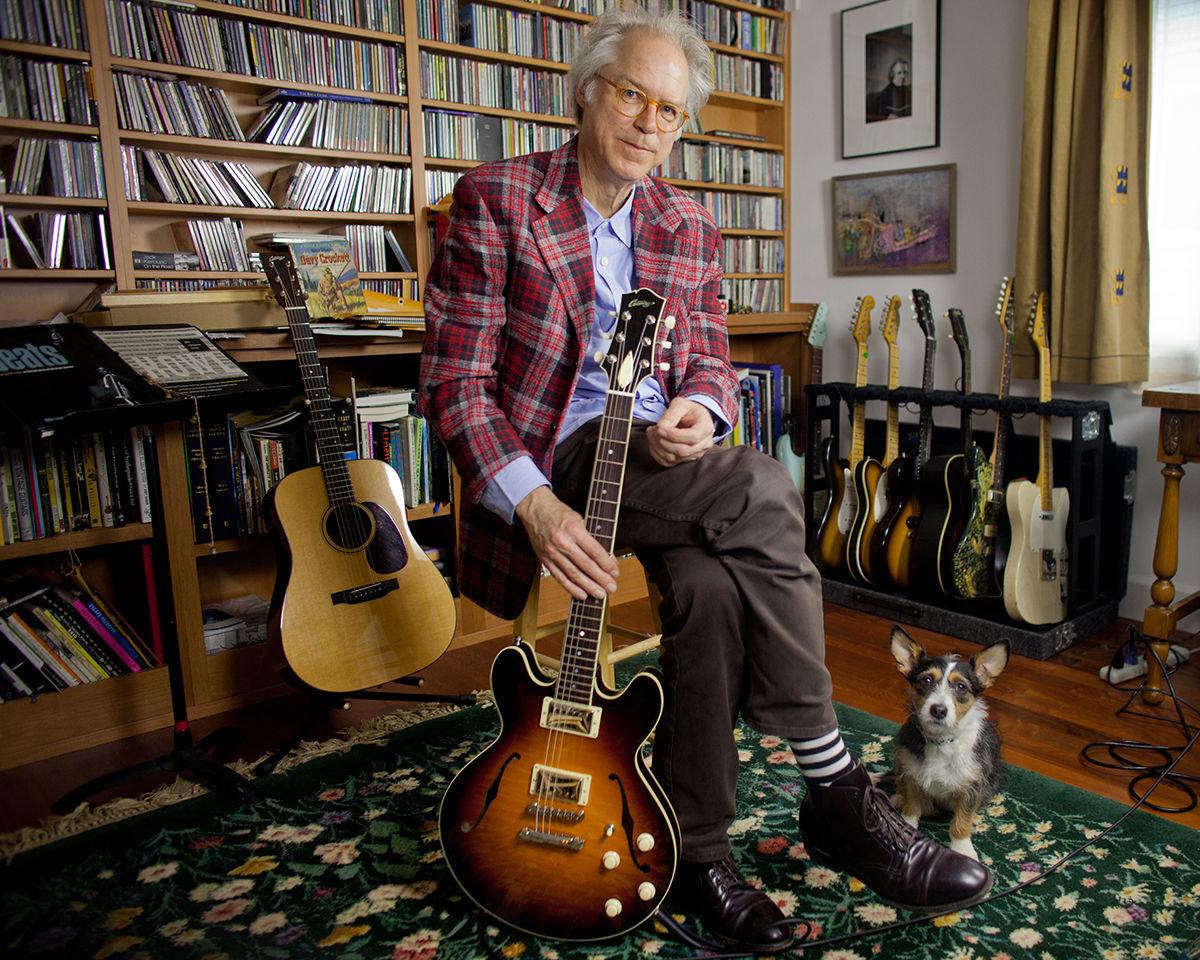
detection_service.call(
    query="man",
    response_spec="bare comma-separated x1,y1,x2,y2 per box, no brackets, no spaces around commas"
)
872,57,912,120
419,7,989,951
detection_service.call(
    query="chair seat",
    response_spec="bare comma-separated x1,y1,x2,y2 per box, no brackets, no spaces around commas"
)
512,565,663,687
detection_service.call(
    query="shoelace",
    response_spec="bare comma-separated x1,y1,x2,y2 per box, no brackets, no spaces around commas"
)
861,785,919,852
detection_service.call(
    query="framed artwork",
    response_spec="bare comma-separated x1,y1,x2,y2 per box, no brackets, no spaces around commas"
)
831,163,955,275
841,0,940,159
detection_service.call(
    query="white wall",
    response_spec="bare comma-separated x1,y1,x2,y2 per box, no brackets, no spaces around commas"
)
789,0,1199,626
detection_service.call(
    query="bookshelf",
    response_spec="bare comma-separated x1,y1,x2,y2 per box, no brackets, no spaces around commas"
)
0,0,801,767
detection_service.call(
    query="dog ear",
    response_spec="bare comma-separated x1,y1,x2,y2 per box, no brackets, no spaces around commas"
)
972,641,1010,688
890,625,924,675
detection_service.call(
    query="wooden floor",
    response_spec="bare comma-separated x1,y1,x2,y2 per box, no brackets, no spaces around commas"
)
0,600,1197,837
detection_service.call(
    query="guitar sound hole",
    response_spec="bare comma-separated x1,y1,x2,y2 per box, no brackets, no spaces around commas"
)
323,503,375,552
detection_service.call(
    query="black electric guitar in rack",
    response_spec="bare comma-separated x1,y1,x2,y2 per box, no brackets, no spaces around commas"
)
260,253,456,693
439,288,679,942
950,277,1016,598
847,294,901,584
909,306,977,595
815,296,873,573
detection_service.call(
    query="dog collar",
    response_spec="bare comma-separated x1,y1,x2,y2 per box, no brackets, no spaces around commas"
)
924,735,956,745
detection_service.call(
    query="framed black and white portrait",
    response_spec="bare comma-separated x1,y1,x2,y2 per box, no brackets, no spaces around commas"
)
841,0,940,159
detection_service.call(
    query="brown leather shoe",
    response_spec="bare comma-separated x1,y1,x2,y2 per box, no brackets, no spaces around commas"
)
672,855,795,952
799,763,992,912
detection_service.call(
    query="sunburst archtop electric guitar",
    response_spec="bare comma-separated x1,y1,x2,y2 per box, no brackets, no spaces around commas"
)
439,288,679,941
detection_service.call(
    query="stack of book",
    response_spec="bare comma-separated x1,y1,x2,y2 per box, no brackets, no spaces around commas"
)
0,56,95,125
9,138,106,198
0,0,88,48
112,69,245,140
123,147,274,208
268,162,412,214
171,218,252,271
0,578,157,703
246,89,410,155
0,427,153,543
5,210,111,270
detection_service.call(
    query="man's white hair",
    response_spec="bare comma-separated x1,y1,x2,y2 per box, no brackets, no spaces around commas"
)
567,6,714,124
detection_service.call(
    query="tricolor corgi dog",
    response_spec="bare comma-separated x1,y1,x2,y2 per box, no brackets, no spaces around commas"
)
888,626,1009,861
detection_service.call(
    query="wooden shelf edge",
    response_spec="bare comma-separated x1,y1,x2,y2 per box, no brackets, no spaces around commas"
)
189,0,405,44
126,202,415,223
0,193,107,208
0,523,154,560
118,130,412,166
0,117,97,136
0,269,116,279
0,39,90,61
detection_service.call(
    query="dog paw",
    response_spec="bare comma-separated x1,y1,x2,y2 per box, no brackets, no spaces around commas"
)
950,837,978,860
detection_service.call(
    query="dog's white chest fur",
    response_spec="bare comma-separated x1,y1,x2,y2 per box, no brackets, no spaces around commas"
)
912,726,983,803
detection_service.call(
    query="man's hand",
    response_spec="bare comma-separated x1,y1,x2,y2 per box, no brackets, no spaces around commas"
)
515,486,620,601
647,397,716,467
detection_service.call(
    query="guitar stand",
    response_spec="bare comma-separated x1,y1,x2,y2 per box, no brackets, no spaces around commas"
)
1081,626,1200,814
254,666,477,777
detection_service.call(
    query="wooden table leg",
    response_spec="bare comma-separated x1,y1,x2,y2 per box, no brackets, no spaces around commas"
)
1142,461,1184,705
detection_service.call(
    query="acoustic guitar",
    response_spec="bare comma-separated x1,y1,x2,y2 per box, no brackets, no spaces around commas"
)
439,288,679,941
1003,291,1070,624
869,289,936,591
260,252,456,693
909,307,977,596
847,294,901,584
950,277,1015,599
815,296,873,573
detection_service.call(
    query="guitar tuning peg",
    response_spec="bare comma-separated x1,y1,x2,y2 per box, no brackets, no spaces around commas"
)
664,315,676,330
662,340,673,350
593,350,605,364
608,310,617,317
659,362,669,371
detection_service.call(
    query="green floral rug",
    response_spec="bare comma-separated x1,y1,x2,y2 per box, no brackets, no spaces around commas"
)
1,691,1198,960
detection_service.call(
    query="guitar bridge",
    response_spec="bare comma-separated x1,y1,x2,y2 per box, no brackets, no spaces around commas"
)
1039,548,1057,582
516,827,584,851
540,698,602,739
331,579,398,605
530,763,591,805
525,802,584,824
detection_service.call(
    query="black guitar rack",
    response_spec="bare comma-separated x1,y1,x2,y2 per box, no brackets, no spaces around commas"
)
802,383,1134,659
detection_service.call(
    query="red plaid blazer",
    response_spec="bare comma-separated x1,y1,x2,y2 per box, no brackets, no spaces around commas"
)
419,139,738,619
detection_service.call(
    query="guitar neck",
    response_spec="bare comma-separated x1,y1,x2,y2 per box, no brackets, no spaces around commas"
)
915,336,936,476
884,343,899,465
557,388,637,706
990,334,1013,492
958,350,972,455
283,304,353,504
849,339,869,468
1037,343,1053,510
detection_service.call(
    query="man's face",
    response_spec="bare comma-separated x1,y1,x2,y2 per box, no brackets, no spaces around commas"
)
890,60,910,86
576,30,690,189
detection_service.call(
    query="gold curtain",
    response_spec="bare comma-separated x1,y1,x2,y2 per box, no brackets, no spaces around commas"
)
1013,0,1150,384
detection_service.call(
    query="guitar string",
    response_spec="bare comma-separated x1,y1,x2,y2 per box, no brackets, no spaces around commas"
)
539,307,657,840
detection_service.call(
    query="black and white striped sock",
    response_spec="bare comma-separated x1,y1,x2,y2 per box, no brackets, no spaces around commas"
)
789,729,853,786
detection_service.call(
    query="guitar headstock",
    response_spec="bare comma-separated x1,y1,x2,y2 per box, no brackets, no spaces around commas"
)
599,288,670,394
948,308,969,362
881,295,901,348
807,302,828,349
912,289,935,343
850,295,874,351
995,276,1015,343
263,252,306,312
1028,290,1048,353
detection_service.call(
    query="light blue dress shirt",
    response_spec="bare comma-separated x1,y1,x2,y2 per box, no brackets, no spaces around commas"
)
480,188,729,522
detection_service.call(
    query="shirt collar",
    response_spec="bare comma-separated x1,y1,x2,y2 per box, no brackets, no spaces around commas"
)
582,187,636,249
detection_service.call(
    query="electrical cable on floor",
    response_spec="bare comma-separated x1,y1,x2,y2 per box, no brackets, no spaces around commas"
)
1081,624,1199,813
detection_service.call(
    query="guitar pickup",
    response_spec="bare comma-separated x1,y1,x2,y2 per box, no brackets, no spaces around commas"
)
530,763,591,805
540,697,602,739
331,579,398,605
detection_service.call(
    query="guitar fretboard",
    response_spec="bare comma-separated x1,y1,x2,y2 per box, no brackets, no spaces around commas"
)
555,391,637,707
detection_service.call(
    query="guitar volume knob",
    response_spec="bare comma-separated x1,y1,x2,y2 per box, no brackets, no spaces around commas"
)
604,898,622,917
638,882,656,901
602,850,620,870
635,833,654,852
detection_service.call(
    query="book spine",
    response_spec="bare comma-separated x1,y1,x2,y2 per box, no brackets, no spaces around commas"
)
68,597,140,673
44,588,127,677
83,596,148,668
130,426,153,523
80,432,103,529
34,603,108,680
1,612,70,689
20,605,94,683
141,543,165,664
8,439,33,541
91,430,115,527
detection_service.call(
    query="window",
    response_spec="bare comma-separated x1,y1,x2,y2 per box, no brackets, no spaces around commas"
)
1149,0,1200,383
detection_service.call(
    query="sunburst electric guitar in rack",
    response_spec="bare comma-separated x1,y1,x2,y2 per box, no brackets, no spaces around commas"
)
260,253,456,693
815,296,873,573
1003,291,1070,625
439,289,679,942
847,294,901,584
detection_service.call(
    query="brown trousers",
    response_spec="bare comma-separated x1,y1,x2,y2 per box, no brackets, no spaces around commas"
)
551,420,837,861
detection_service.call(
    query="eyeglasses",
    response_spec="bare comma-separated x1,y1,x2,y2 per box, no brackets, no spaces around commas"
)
597,75,689,133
